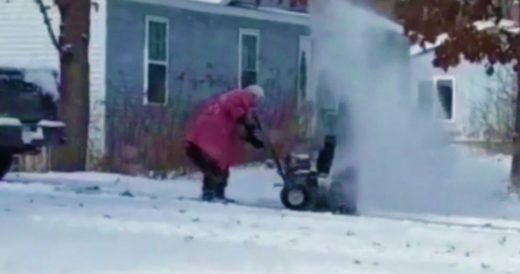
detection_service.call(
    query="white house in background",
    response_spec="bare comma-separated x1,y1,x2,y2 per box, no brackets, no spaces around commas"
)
410,19,519,140
0,0,107,166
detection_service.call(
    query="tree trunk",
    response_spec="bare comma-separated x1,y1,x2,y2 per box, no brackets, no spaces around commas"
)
510,71,520,191
50,0,91,171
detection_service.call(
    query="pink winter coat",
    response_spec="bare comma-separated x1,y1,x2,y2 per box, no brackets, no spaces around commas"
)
185,88,259,171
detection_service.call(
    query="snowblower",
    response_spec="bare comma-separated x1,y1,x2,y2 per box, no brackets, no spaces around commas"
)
252,113,358,215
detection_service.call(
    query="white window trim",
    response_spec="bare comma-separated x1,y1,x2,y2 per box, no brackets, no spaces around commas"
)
432,75,456,122
238,28,260,88
143,15,170,106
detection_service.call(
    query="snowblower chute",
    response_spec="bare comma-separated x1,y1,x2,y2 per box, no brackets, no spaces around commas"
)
252,113,358,215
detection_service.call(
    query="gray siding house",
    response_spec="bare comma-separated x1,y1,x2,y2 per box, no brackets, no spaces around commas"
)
104,0,311,172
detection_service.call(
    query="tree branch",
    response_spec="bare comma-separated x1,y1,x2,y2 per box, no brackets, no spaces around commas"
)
34,0,60,52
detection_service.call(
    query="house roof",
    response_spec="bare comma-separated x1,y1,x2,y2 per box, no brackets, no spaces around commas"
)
128,0,407,36
190,0,229,3
128,0,310,25
410,19,520,57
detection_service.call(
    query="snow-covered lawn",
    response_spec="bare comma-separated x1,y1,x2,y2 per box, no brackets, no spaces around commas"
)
1,147,520,274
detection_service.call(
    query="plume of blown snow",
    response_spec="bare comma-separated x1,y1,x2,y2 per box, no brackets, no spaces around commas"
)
310,0,512,217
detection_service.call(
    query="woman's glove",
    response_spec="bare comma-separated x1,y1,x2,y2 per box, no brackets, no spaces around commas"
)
246,134,265,148
239,116,265,149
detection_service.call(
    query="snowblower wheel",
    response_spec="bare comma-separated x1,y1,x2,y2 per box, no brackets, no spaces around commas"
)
280,184,316,211
0,150,13,180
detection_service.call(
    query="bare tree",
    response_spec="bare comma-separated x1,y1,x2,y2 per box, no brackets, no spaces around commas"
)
34,0,92,171
471,68,517,144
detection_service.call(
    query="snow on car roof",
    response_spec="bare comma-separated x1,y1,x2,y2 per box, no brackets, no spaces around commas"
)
24,69,60,101
0,65,59,101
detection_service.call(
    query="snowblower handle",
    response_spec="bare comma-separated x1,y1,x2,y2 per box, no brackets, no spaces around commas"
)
251,113,287,181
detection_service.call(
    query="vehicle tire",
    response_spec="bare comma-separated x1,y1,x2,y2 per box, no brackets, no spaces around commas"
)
0,150,13,180
280,184,317,211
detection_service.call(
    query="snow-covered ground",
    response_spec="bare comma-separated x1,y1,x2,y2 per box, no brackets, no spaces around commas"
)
1,146,520,274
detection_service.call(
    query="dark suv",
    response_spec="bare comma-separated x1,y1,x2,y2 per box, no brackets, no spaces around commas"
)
0,67,66,179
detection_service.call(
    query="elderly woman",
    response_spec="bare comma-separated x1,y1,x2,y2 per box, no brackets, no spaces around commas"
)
185,85,265,202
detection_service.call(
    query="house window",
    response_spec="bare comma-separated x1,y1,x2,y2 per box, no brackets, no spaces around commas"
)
239,29,260,88
435,78,454,120
145,16,169,105
417,77,455,121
